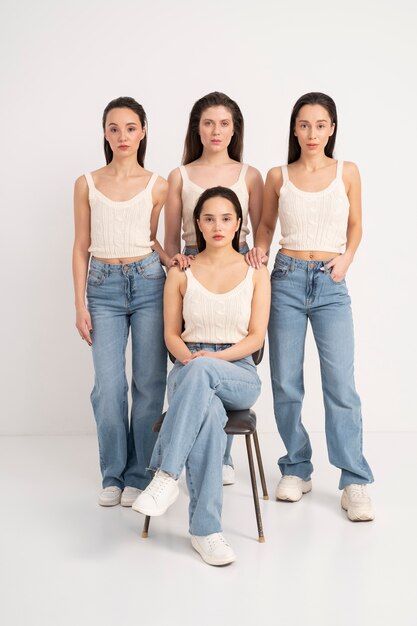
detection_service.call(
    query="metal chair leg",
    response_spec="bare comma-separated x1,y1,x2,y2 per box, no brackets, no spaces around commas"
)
253,430,269,500
142,515,151,538
245,434,265,543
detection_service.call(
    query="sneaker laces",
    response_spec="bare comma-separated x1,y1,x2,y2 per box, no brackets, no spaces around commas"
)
347,484,368,499
145,471,174,499
207,533,229,552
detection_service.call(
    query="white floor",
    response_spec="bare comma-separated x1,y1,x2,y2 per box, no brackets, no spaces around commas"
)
1,433,415,626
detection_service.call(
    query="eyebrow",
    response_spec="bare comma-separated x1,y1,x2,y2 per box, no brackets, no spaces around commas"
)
297,119,328,123
201,212,234,217
108,122,138,126
201,117,232,122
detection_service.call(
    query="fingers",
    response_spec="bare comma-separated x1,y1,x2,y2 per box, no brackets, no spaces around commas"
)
246,247,266,269
76,313,93,346
169,254,192,271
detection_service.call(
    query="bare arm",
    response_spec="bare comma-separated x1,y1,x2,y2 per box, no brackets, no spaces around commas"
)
163,168,192,270
149,176,170,267
72,175,92,344
187,266,271,363
326,162,362,281
246,167,281,268
163,267,192,363
246,166,264,240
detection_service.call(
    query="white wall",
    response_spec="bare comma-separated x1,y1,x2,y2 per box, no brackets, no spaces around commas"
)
1,0,416,434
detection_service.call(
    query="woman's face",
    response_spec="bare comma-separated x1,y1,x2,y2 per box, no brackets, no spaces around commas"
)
294,104,334,156
198,106,234,153
197,196,240,247
104,107,145,158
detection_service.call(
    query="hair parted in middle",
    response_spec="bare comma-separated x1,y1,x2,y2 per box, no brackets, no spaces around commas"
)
193,186,243,253
182,92,244,165
288,92,338,164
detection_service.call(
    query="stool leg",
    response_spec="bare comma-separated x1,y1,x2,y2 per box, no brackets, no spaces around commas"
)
253,430,269,500
245,434,265,543
142,515,151,539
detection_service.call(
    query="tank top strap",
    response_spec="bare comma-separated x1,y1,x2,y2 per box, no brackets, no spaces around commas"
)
336,160,344,180
179,165,189,185
281,165,289,184
237,163,249,183
146,172,159,195
84,172,95,193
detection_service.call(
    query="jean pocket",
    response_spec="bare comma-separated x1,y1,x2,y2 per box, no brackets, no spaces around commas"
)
87,267,106,286
142,259,166,280
324,268,345,285
271,264,290,281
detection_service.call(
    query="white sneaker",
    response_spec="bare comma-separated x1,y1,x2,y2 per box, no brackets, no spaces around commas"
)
222,464,235,486
341,484,375,521
276,475,312,502
132,470,179,516
98,486,122,507
191,533,236,566
121,486,142,507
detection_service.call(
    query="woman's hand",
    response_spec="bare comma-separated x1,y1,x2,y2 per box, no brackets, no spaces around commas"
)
323,253,353,282
167,253,194,271
76,307,93,345
245,247,268,269
183,350,219,364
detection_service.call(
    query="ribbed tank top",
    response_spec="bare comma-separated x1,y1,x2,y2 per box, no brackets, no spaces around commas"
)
179,164,250,247
181,266,255,344
85,172,158,258
278,160,350,253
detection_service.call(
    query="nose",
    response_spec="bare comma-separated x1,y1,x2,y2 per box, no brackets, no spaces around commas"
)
212,123,221,135
308,127,317,140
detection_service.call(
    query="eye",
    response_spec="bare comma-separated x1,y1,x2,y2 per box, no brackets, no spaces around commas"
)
128,127,136,132
110,127,118,133
221,121,230,126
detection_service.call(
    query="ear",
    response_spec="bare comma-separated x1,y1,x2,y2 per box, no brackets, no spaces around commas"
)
329,123,335,137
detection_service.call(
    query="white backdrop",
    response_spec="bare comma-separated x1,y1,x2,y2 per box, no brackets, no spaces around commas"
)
0,0,416,435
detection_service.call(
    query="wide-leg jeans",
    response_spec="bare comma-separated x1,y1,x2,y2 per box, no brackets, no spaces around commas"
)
87,252,167,490
183,243,250,468
149,343,261,535
268,252,373,489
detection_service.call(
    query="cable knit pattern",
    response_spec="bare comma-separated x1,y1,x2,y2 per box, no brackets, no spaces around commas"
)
179,164,250,247
278,161,350,253
181,267,254,344
85,172,157,258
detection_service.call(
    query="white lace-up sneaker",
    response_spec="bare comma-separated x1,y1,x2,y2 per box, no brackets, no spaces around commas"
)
121,486,142,507
98,486,122,507
191,533,236,566
132,470,179,516
275,475,312,502
341,484,375,521
222,464,235,486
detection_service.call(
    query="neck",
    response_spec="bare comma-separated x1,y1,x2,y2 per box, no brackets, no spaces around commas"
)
200,244,238,265
107,155,142,177
198,148,234,166
298,153,332,172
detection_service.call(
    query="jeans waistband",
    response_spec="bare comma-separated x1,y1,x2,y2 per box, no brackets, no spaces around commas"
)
90,251,159,273
276,252,335,270
185,342,233,352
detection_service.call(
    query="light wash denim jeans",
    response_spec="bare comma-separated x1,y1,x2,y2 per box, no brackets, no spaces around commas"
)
183,242,250,468
268,252,374,490
87,252,167,490
149,343,261,535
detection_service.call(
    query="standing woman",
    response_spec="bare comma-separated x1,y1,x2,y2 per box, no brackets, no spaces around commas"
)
133,187,270,565
73,97,168,507
248,92,374,521
164,91,264,484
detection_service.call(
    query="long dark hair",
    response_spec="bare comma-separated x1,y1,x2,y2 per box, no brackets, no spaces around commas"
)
193,187,243,253
183,92,244,165
102,96,147,167
288,92,337,164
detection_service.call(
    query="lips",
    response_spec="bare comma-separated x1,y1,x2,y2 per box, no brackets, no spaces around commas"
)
213,235,224,240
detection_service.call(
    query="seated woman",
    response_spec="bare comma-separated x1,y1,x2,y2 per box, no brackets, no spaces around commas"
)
133,186,270,566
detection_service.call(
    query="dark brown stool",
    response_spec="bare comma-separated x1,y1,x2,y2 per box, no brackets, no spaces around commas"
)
142,347,269,542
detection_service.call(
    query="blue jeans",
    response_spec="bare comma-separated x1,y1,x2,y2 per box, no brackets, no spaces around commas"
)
149,343,261,535
183,242,250,467
268,252,373,490
87,252,167,490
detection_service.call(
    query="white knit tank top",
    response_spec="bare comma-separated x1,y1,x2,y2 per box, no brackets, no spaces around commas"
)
179,164,250,248
85,172,158,258
181,266,255,344
278,160,349,253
